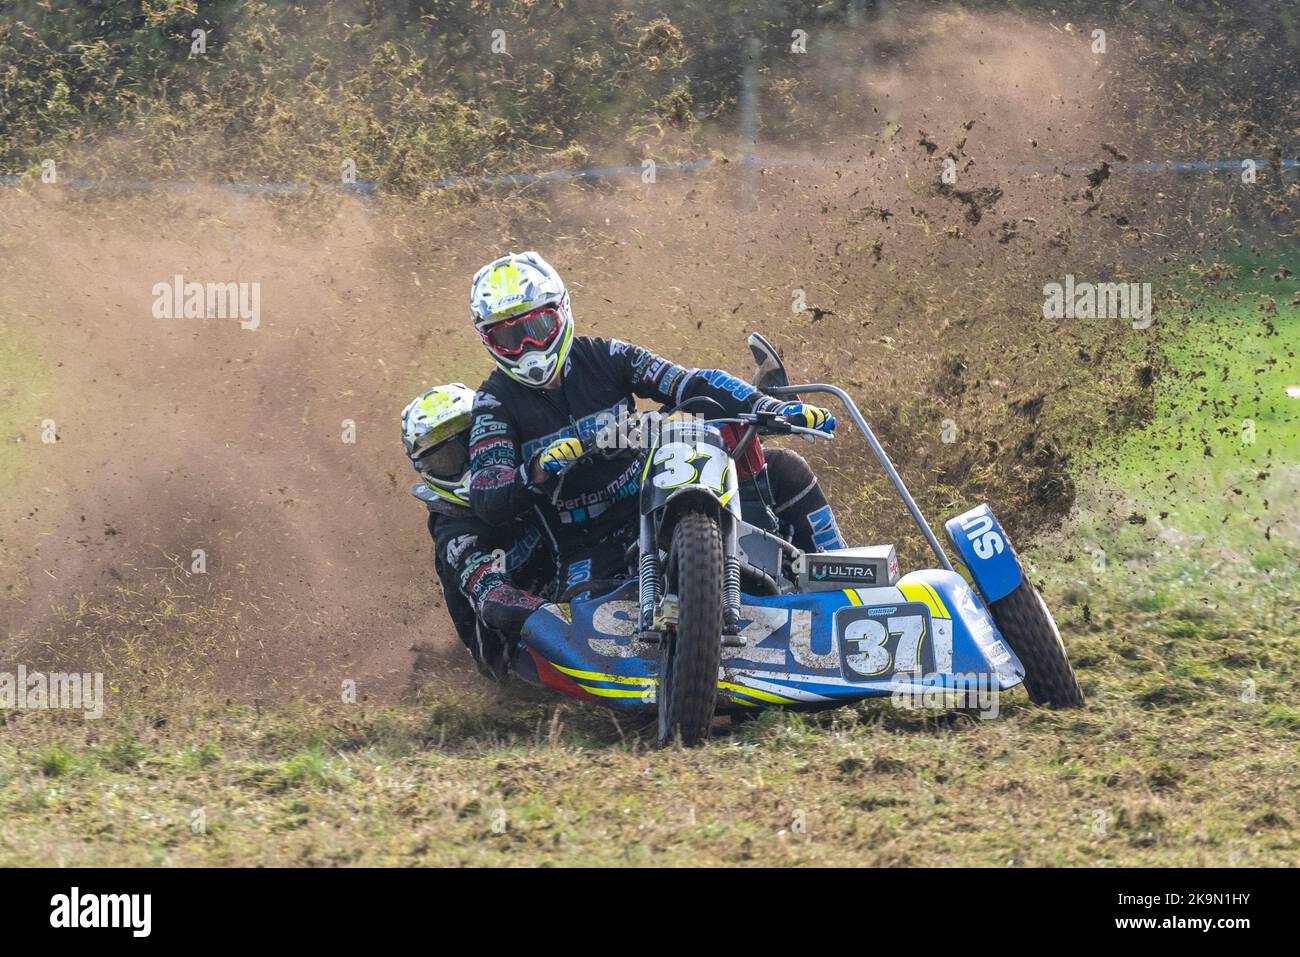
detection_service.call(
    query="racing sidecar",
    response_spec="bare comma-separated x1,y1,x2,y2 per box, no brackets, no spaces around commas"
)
512,333,1084,742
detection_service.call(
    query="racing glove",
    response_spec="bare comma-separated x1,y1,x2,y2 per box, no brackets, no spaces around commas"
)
778,402,836,435
535,435,586,475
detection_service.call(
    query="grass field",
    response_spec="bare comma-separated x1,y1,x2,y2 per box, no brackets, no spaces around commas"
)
1,263,1297,867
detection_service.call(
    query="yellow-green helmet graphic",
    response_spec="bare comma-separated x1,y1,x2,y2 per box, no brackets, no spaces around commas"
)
470,251,574,387
401,383,476,507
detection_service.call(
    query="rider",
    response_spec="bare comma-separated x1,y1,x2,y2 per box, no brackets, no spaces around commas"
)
466,251,846,599
401,383,552,679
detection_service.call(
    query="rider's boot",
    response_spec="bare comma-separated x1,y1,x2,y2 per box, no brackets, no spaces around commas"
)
474,623,513,683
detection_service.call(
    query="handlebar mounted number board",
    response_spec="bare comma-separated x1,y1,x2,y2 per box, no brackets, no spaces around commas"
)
649,439,731,495
833,601,935,681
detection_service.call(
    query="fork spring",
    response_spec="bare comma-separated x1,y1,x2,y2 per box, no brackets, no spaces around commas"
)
638,552,660,630
724,556,742,628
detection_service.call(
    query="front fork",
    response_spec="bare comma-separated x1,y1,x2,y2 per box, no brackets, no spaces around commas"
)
637,509,745,646
636,514,660,634
722,518,743,643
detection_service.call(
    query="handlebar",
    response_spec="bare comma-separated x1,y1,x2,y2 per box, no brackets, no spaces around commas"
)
543,406,831,498
722,409,834,441
652,395,832,442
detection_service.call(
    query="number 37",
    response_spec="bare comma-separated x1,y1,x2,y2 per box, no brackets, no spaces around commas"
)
651,441,729,492
842,613,926,676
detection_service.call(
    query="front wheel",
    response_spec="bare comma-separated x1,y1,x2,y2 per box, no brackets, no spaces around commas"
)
987,578,1085,708
656,510,724,747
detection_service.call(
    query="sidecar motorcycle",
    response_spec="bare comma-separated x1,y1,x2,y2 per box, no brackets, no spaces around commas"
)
513,333,1085,745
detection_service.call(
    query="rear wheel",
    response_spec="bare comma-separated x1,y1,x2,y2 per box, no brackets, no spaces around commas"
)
987,578,1085,708
656,510,724,747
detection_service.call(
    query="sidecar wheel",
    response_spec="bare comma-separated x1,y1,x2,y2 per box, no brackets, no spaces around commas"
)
656,510,723,747
987,578,1085,709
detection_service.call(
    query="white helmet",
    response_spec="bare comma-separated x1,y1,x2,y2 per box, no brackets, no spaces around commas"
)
470,251,574,387
401,383,476,507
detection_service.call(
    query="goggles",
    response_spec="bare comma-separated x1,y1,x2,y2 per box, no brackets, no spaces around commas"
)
479,304,562,357
417,438,468,481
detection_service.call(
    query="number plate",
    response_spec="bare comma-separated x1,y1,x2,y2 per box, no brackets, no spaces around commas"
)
650,440,730,494
833,601,934,681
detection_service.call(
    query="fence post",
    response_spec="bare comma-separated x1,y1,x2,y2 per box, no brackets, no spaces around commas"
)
738,36,761,216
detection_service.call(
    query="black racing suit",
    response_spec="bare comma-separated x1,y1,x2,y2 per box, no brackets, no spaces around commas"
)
468,336,825,595
423,493,550,675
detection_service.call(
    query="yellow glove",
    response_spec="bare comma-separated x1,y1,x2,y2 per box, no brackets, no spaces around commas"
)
537,435,585,475
779,402,836,434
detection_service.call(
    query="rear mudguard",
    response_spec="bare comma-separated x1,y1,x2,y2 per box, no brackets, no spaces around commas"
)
943,504,1023,604
516,569,1026,713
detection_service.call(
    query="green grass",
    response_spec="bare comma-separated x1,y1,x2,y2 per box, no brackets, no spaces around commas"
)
0,651,1294,865
1071,256,1299,536
1032,254,1299,664
37,744,74,778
